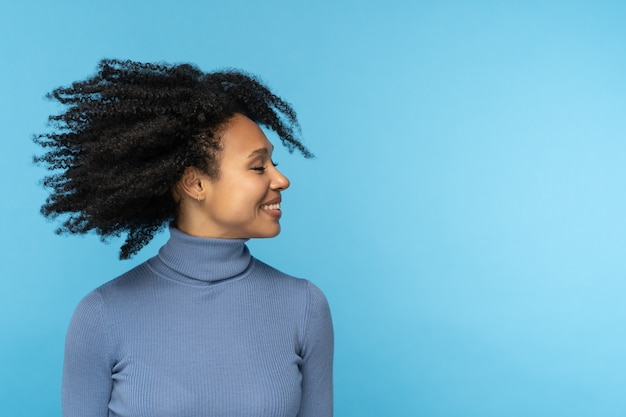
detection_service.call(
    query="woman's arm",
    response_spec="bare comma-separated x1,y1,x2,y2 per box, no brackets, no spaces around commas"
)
298,282,334,417
62,291,113,417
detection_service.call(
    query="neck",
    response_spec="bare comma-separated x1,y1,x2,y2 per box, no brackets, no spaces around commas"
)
154,227,252,284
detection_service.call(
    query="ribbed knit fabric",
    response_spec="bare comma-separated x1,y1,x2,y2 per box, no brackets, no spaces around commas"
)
62,227,333,417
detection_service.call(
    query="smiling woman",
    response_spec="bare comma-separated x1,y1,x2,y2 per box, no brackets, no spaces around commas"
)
175,114,291,239
35,59,333,417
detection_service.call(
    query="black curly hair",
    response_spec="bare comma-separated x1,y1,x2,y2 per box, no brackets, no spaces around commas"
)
35,59,312,259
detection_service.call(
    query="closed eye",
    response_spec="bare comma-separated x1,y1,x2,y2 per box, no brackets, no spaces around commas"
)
251,161,278,173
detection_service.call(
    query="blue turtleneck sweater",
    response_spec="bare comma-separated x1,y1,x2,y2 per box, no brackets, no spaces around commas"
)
62,228,333,417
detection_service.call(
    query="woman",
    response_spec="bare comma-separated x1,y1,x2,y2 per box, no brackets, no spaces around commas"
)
36,59,333,417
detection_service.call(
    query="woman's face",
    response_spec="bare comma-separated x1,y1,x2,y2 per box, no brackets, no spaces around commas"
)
184,113,290,239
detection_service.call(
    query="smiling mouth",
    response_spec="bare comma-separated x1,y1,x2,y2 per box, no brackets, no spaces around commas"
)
261,203,281,210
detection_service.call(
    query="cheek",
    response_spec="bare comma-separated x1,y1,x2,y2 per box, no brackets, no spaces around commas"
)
214,180,265,214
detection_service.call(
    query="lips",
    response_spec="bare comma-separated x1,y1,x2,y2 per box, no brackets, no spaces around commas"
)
260,197,282,218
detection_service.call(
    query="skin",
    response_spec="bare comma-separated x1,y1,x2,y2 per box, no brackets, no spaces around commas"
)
175,113,290,239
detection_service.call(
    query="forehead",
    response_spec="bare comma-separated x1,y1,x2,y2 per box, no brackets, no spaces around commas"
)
219,114,272,156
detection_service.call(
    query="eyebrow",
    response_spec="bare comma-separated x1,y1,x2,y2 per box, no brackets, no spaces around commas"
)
247,146,274,158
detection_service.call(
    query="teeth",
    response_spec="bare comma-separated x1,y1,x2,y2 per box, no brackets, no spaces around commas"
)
261,203,280,210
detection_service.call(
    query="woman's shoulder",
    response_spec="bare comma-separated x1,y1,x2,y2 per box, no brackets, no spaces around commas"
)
251,258,307,287
250,258,330,304
77,261,155,307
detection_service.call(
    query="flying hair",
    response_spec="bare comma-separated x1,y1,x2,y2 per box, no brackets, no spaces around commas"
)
34,59,312,259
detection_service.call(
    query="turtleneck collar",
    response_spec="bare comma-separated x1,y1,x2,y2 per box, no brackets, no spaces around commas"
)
150,227,253,285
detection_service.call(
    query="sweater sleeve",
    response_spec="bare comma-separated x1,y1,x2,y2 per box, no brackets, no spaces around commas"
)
298,281,334,417
62,291,114,417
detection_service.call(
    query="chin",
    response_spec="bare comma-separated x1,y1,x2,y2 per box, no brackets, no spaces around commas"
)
252,226,281,239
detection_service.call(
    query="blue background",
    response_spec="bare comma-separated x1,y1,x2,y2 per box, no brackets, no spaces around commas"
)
2,1,626,416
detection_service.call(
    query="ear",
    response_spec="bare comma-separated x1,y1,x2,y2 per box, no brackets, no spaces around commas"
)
176,167,208,202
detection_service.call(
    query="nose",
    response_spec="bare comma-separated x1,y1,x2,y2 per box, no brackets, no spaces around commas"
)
270,166,290,191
